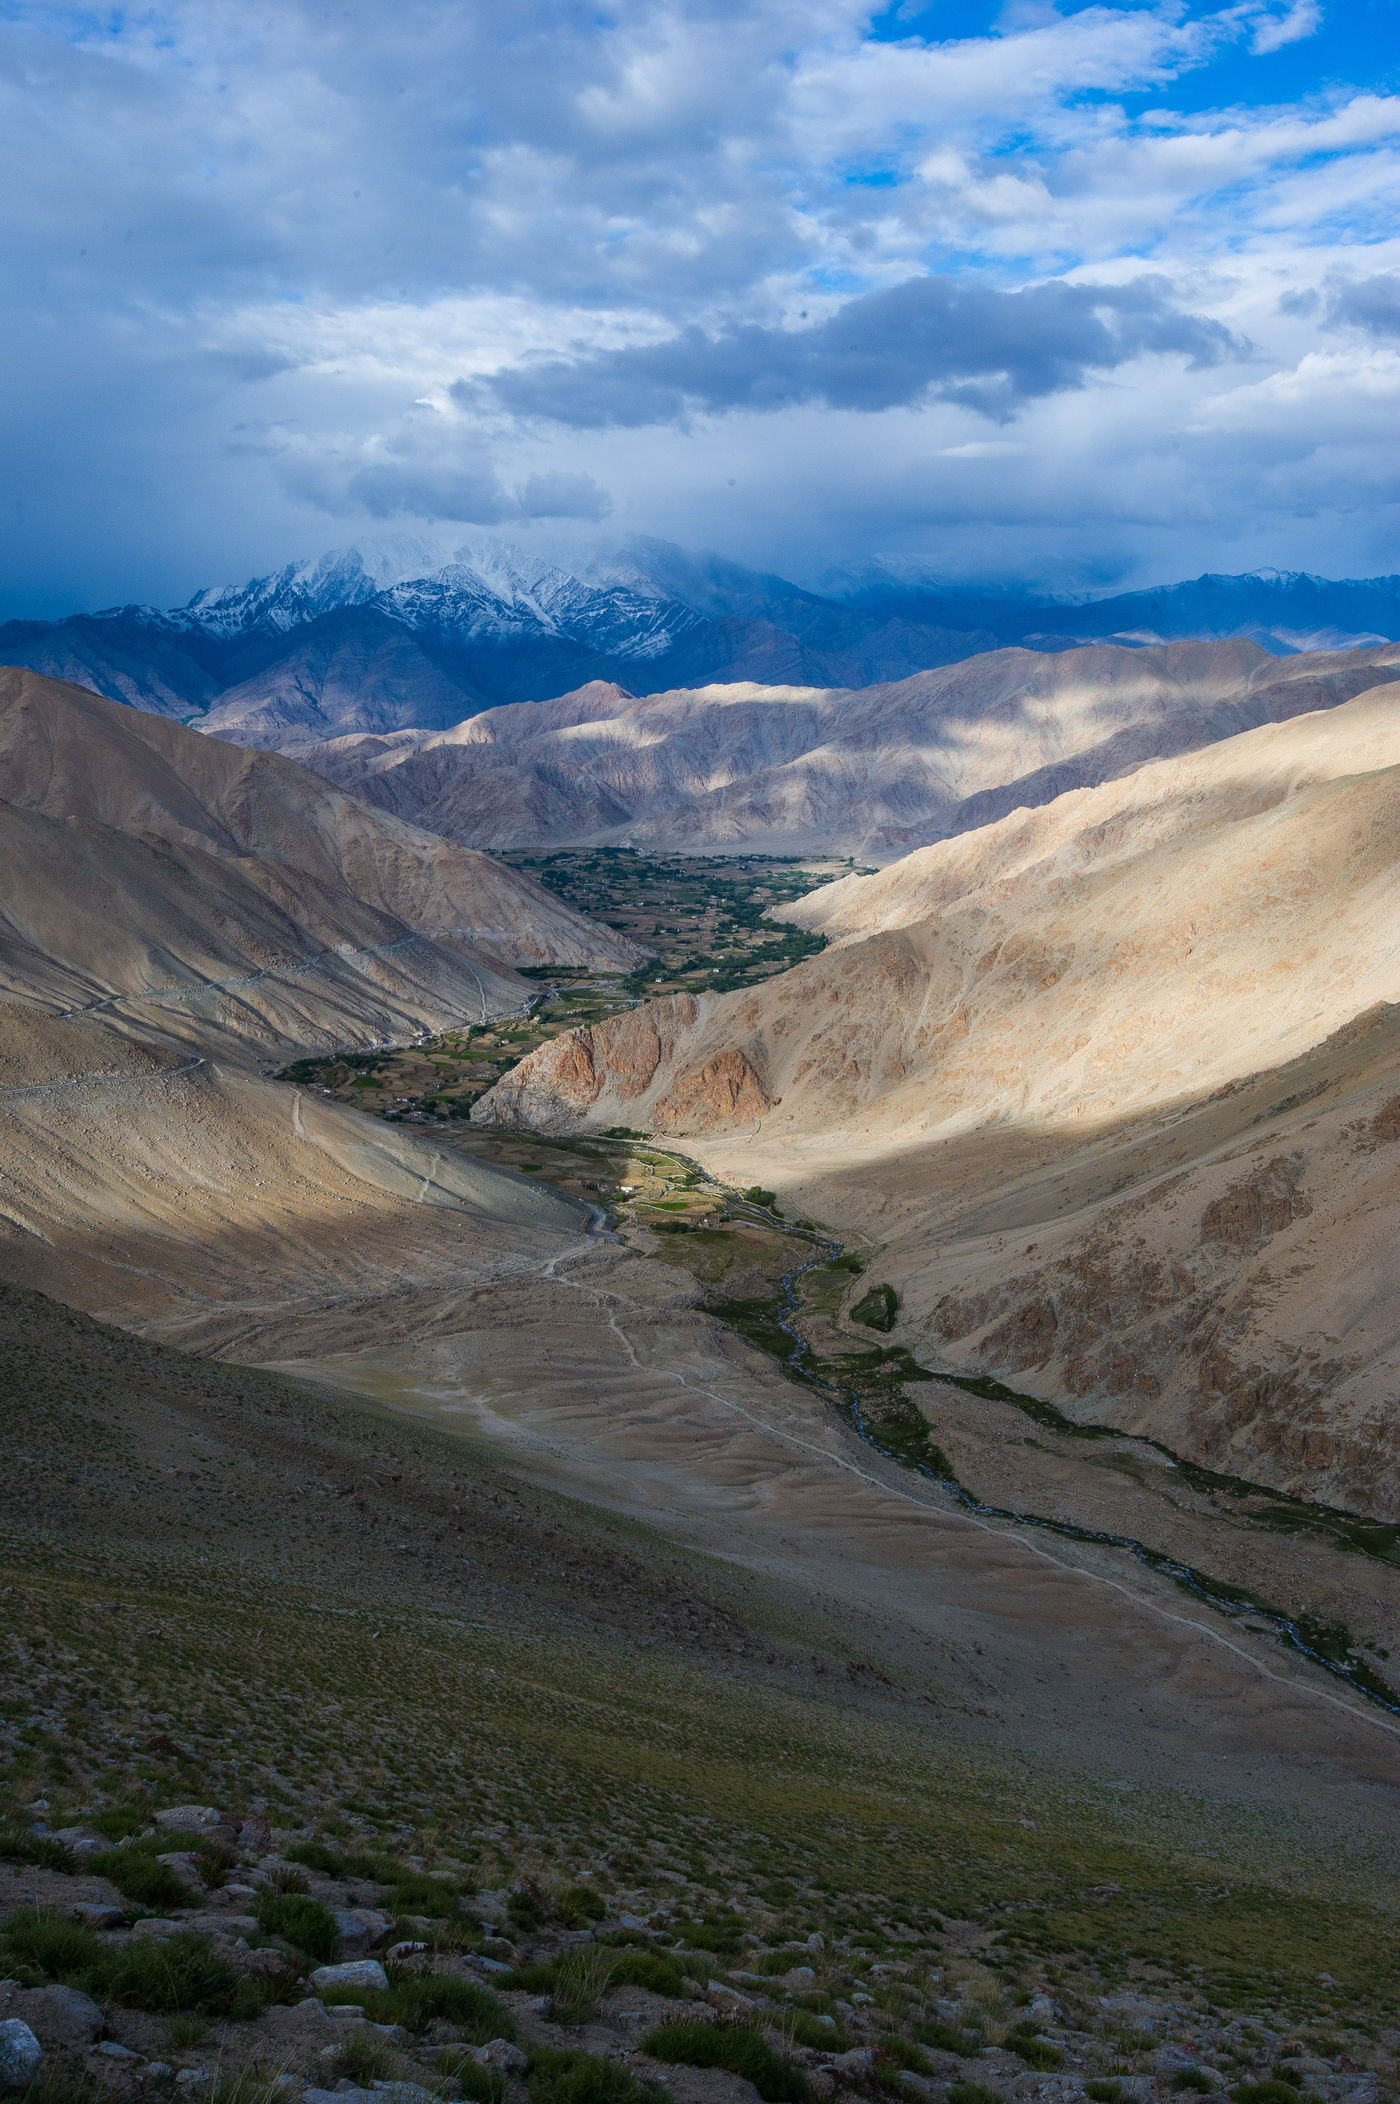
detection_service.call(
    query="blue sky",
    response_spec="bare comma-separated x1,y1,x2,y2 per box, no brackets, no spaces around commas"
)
0,0,1396,614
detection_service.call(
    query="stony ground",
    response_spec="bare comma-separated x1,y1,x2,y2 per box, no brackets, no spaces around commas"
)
2,1796,1394,2104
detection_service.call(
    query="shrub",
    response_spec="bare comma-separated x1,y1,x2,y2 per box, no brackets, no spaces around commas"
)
948,2087,1000,2104
1086,2085,1124,2102
89,1846,192,1909
529,2048,666,2104
287,1841,349,1878
876,2039,932,2075
167,2015,210,2050
1173,2074,1219,2094
106,1930,260,2016
0,1906,104,1983
641,2021,809,2103
255,1891,339,1962
0,1822,76,1874
742,1188,778,1210
1233,2087,1301,2104
365,1971,513,2043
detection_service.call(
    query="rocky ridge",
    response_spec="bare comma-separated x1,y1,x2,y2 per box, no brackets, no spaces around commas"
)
303,640,1400,860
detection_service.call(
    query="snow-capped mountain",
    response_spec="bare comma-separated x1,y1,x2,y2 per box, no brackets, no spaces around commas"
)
1,538,1396,751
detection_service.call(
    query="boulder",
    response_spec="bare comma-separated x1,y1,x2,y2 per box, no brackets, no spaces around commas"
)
706,1982,758,2014
96,2043,140,2062
0,2021,42,2090
307,1960,389,1997
155,1807,228,1835
130,1919,188,1939
4,1985,102,2049
72,1904,125,1930
471,2042,528,2075
332,1910,391,1956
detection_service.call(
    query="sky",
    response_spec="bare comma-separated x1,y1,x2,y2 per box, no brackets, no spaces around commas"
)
0,0,1397,616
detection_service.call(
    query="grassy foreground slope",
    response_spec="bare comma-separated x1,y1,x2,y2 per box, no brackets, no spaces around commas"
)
4,1280,1400,2040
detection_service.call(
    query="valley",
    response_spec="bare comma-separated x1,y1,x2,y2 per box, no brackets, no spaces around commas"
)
4,661,1400,2104
277,851,843,1121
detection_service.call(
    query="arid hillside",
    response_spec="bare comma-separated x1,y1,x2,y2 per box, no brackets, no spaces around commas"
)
475,684,1400,1512
304,637,1400,859
0,667,643,987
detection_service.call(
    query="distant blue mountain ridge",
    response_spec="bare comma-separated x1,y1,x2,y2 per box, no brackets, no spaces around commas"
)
1,536,1395,750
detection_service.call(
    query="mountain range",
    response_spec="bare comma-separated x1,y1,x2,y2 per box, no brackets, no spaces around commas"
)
306,637,1400,860
2,536,1398,752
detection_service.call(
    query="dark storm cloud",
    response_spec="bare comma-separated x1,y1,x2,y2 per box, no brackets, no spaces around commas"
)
461,275,1243,428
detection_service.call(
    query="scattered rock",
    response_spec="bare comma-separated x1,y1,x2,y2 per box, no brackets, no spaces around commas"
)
131,1920,188,1940
384,1942,429,1964
73,1903,126,1929
469,2041,528,2075
96,2042,142,2062
240,1949,297,1981
308,1960,390,1997
333,1910,391,1956
783,1967,817,1987
0,2021,42,2091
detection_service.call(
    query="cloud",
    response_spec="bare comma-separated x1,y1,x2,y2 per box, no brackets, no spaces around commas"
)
1250,1,1322,56
1327,274,1400,338
462,273,1243,427
517,470,612,519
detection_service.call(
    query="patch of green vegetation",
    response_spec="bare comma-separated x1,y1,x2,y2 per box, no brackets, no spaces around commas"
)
786,2011,850,2051
851,1284,898,1333
88,1844,192,1908
365,1970,513,2041
253,1890,339,1961
528,2046,667,2104
0,1819,75,1872
0,1907,263,2016
641,2021,810,2102
285,1839,349,1877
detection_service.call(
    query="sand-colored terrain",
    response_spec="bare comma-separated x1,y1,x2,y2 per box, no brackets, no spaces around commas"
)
304,638,1400,859
475,686,1400,1511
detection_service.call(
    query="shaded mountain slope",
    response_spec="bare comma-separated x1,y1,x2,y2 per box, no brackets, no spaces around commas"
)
305,637,1400,859
0,668,643,986
472,685,1400,1512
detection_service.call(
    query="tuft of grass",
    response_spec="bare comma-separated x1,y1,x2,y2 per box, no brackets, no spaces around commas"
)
1233,2087,1301,2104
528,2047,667,2104
1006,2030,1064,2071
947,2087,1002,2104
0,1906,104,1983
166,2014,210,2050
672,1913,746,1955
914,2019,982,2056
550,1947,621,2026
784,2011,849,2052
365,1970,514,2042
260,1864,311,1894
0,1821,76,1874
87,1806,150,1841
88,1845,192,1909
254,1891,339,1962
104,1930,264,2017
437,2052,507,2104
1086,2084,1125,2102
1173,2072,1220,2093
332,2028,401,2085
286,1841,349,1878
555,1885,609,1930
641,2021,809,2103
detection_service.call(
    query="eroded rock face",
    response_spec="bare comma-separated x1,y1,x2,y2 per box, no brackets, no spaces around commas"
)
1200,1156,1312,1249
652,1049,773,1132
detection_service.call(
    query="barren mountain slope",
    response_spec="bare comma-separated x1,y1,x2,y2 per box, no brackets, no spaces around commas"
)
475,686,1400,1511
0,667,642,974
304,637,1400,858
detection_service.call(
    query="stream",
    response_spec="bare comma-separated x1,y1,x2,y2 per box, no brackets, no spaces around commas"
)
644,1155,1400,1723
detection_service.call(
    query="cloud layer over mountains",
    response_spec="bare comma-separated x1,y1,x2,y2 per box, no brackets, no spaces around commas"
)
1,0,1397,614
